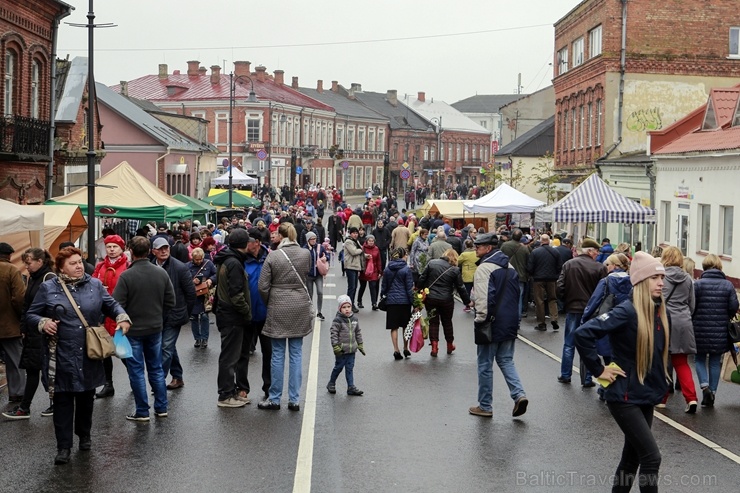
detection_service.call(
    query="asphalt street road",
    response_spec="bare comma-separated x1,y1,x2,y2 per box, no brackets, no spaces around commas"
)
2,259,740,493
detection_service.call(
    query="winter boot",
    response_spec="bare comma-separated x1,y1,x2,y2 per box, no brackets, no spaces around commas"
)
95,382,114,399
447,342,456,355
431,341,439,357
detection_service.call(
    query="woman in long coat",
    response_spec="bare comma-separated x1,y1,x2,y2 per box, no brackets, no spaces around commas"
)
257,222,312,412
26,247,130,465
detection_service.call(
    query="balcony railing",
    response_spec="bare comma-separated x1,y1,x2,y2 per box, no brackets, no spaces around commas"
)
0,116,51,159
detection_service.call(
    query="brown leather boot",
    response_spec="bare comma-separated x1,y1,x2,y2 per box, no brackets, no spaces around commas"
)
447,342,456,354
431,341,438,357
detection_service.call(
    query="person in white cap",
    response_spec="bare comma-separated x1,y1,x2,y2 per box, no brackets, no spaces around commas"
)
575,251,669,492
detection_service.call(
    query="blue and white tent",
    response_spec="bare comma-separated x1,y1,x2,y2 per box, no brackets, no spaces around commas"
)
535,173,655,224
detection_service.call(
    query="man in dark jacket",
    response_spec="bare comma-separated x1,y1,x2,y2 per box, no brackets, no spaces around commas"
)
170,230,190,263
527,234,561,331
556,238,607,385
244,230,271,399
445,229,464,255
214,229,253,407
469,233,528,418
151,237,195,391
0,242,26,402
327,211,344,251
370,219,392,270
113,236,176,421
501,229,530,321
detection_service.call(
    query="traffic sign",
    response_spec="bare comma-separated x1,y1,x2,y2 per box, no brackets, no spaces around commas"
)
296,166,303,175
341,161,350,169
427,170,433,176
222,158,229,166
401,161,410,170
256,150,268,160
400,169,411,180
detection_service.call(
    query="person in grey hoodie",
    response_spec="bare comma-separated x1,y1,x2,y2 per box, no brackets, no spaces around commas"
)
659,246,698,413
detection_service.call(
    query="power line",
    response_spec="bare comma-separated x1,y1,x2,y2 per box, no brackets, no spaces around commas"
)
60,23,553,52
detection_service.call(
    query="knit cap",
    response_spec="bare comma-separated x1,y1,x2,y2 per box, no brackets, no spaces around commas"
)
629,251,665,286
337,295,352,310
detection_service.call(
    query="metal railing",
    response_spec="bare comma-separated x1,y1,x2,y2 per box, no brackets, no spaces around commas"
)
0,116,51,158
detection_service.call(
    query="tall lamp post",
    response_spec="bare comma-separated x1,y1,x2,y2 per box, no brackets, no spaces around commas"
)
267,101,286,187
429,117,443,194
228,72,257,207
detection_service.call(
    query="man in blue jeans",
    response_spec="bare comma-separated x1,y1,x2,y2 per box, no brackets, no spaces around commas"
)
151,237,195,390
113,236,176,421
469,233,528,419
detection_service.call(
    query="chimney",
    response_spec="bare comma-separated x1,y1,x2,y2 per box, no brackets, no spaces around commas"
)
292,76,299,89
350,83,362,94
173,70,181,75
158,64,168,80
198,66,207,76
120,81,128,97
386,89,398,107
417,91,425,103
234,60,251,78
187,60,200,77
317,80,323,93
255,65,266,82
210,65,221,84
331,80,338,92
274,70,284,85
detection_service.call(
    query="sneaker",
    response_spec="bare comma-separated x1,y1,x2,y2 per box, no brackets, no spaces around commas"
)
352,305,359,313
469,406,493,418
347,386,364,396
288,402,300,411
685,401,698,414
40,405,54,417
535,324,547,331
512,396,529,417
701,387,714,407
327,383,336,394
194,340,201,348
654,403,667,409
557,376,571,384
236,390,251,404
357,303,364,309
372,305,379,311
218,396,248,408
582,381,596,388
126,413,150,422
79,435,91,451
317,312,325,321
2,406,30,420
257,400,281,410
154,411,168,418
551,321,559,331
463,306,471,313
201,340,208,349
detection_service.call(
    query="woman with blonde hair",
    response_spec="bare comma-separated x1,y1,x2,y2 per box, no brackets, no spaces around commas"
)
658,246,698,412
418,248,470,356
691,254,739,407
576,251,669,492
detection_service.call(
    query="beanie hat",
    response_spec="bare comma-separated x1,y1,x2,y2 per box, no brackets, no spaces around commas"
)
337,294,352,310
629,251,665,286
305,231,317,241
104,234,126,249
228,228,250,249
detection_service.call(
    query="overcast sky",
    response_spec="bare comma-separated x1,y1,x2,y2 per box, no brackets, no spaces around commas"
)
57,0,579,104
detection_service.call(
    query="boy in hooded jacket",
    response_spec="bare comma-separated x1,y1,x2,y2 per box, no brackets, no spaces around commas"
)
327,295,365,396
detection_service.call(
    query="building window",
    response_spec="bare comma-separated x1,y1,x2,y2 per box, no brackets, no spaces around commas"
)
572,37,584,67
368,128,375,151
721,206,734,255
571,110,577,149
404,143,409,161
579,105,585,148
699,204,711,251
557,47,568,75
587,103,593,147
31,60,40,119
589,25,603,58
661,201,671,242
347,127,355,150
378,129,385,151
480,120,487,129
456,144,461,161
376,167,383,188
336,126,344,149
358,127,365,151
464,144,469,162
423,145,429,160
355,166,363,189
281,119,288,146
392,142,398,161
4,51,16,116
430,145,436,161
562,110,568,151
731,27,740,57
247,115,261,142
215,112,228,144
448,143,453,161
596,99,602,145
415,144,420,160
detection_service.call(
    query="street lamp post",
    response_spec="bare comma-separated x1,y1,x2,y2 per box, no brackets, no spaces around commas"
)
228,72,257,207
267,101,286,188
429,116,443,194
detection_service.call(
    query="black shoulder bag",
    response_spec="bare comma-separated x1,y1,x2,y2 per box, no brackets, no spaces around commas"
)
378,270,398,312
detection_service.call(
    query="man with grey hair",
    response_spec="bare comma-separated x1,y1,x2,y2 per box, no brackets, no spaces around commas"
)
527,234,561,331
556,238,607,385
427,228,450,260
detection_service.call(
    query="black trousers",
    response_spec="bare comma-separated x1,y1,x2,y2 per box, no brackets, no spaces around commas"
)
217,323,252,399
606,401,661,493
250,320,272,396
20,369,43,411
53,390,95,450
358,280,379,306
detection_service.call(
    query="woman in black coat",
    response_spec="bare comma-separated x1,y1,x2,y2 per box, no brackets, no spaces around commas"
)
2,248,56,420
692,254,739,406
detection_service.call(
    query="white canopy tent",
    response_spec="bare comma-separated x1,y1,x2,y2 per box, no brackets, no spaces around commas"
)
211,167,258,187
463,183,545,214
0,198,45,266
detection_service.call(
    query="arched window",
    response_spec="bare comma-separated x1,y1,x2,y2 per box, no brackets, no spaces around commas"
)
4,50,17,116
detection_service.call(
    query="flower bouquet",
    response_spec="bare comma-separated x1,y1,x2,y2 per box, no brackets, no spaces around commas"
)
404,288,433,351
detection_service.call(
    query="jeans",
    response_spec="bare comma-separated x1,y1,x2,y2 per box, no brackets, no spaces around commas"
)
425,298,456,342
694,352,723,393
328,353,356,388
518,281,527,319
346,269,359,304
606,401,661,493
463,282,473,299
476,339,525,412
126,332,168,416
0,337,25,397
161,325,183,380
53,390,95,449
217,323,252,399
268,337,303,404
562,312,591,382
358,280,379,306
306,275,324,314
533,281,558,325
191,312,210,342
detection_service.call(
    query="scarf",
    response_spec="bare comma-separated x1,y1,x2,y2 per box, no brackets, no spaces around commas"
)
58,273,84,285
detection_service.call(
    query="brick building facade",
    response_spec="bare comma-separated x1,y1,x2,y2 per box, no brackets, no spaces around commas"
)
0,0,72,203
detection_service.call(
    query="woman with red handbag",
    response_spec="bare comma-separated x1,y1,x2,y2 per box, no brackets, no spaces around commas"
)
358,235,382,310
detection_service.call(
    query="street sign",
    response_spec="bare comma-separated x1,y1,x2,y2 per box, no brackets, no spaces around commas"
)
341,161,350,169
256,149,268,160
400,169,411,180
296,166,303,175
401,161,410,170
491,141,499,155
222,158,229,166
427,170,433,176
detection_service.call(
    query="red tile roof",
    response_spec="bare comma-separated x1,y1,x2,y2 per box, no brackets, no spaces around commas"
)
111,74,333,111
654,126,740,154
712,88,738,128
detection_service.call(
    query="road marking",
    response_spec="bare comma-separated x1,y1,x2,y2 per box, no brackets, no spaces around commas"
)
324,283,337,287
326,274,336,277
323,295,337,300
517,333,740,466
293,319,322,493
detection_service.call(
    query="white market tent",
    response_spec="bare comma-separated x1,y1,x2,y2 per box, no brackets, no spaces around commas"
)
0,198,45,265
463,183,545,214
535,173,656,224
211,167,258,187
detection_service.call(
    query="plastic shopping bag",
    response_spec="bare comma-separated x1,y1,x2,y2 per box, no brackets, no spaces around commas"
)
409,319,425,353
113,329,133,359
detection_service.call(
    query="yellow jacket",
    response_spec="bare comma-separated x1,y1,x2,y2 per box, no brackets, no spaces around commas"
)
457,249,478,283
